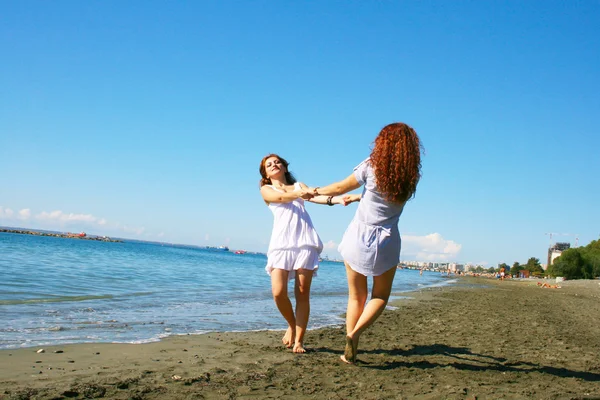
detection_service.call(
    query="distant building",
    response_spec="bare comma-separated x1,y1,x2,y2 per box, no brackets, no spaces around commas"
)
547,242,570,269
449,263,465,273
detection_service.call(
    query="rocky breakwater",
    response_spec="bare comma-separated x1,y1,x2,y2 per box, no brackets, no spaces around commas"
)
0,229,122,242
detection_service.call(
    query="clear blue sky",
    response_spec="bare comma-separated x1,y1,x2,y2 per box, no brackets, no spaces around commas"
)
1,1,598,266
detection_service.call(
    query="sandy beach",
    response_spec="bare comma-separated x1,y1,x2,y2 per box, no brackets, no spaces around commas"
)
2,277,600,400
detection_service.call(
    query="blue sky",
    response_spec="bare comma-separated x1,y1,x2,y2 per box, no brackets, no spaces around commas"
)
1,1,598,266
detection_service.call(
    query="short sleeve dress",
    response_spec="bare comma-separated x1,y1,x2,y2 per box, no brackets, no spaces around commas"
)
265,182,323,280
338,159,406,276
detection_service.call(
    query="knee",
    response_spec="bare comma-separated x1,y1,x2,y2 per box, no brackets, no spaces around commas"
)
295,287,310,302
272,288,287,301
348,293,368,305
371,293,390,304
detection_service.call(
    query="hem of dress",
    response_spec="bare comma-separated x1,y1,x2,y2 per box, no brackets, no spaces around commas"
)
265,265,319,281
343,258,397,277
265,247,321,281
267,244,323,255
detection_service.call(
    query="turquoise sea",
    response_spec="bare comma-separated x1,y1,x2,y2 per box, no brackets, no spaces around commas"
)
0,232,454,350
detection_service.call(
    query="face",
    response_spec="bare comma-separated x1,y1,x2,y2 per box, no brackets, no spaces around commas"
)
264,156,286,179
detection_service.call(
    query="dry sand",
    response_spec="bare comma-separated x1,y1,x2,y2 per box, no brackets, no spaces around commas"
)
2,277,600,399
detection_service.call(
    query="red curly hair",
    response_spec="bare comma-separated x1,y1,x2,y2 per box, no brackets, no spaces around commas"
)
259,154,297,187
370,122,422,203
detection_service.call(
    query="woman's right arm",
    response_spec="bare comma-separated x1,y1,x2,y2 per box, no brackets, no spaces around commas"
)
260,186,307,204
308,173,362,197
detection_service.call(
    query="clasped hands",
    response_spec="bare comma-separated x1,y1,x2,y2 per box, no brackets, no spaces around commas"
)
299,187,361,206
298,187,318,200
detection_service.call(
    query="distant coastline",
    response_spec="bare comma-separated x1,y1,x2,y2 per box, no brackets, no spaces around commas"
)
0,228,122,243
0,227,266,254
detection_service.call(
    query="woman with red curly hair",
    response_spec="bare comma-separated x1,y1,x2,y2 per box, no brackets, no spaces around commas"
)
306,122,422,363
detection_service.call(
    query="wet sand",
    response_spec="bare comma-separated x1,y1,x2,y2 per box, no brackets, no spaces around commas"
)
2,277,600,399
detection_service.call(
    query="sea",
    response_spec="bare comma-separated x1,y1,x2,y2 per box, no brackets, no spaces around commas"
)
0,232,455,350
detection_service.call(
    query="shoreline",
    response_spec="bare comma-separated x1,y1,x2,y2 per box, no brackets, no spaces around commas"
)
2,277,600,399
1,275,459,352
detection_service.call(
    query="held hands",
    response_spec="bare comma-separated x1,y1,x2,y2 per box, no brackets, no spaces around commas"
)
298,186,314,200
305,187,319,196
299,190,314,200
342,194,361,206
300,184,361,206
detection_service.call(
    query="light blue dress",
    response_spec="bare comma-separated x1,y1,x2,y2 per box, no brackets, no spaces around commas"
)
338,159,406,276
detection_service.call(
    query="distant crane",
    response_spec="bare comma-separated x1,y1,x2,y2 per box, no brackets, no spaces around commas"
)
545,232,559,246
545,232,579,247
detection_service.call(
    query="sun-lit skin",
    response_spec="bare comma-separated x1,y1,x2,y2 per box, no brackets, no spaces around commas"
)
258,153,354,354
296,123,424,364
259,154,296,188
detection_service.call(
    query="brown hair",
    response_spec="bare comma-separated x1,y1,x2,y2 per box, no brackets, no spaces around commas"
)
370,122,423,203
259,154,297,187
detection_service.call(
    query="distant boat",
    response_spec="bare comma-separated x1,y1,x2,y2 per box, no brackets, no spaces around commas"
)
234,250,246,254
218,246,229,251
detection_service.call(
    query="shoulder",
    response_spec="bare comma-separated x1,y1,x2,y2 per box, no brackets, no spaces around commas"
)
260,185,277,198
354,158,371,171
260,185,276,202
353,158,372,184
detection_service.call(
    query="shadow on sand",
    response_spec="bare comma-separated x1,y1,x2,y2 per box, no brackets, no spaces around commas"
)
359,344,600,382
312,343,600,382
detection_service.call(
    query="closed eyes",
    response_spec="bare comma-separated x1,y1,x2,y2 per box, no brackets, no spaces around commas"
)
266,160,282,168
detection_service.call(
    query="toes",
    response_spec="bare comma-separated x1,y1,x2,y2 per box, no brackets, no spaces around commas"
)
282,328,295,348
340,355,354,364
293,344,306,353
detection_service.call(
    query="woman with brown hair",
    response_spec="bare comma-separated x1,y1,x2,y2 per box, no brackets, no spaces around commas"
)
306,122,423,363
259,154,356,353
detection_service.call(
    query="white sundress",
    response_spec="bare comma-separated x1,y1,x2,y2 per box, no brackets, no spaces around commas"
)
338,159,406,276
265,183,323,280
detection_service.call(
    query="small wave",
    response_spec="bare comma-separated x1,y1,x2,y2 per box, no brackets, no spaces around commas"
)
0,294,115,305
403,279,458,292
127,337,163,345
0,291,154,306
47,326,66,331
426,278,458,288
311,291,348,297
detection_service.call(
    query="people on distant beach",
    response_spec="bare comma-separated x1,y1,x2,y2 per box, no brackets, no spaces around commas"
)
500,267,506,281
305,122,423,364
537,281,561,289
259,154,355,353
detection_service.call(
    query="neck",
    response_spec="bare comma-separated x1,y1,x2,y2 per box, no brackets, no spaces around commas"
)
270,178,287,187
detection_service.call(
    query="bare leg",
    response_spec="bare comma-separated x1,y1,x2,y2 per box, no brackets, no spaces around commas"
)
344,262,369,334
341,262,368,363
271,269,295,348
342,264,397,363
293,268,314,353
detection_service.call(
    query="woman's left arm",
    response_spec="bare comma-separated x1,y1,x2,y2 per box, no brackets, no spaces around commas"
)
307,173,361,196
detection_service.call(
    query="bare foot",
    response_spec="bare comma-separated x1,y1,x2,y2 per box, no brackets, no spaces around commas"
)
340,335,357,364
293,341,306,353
282,327,295,348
